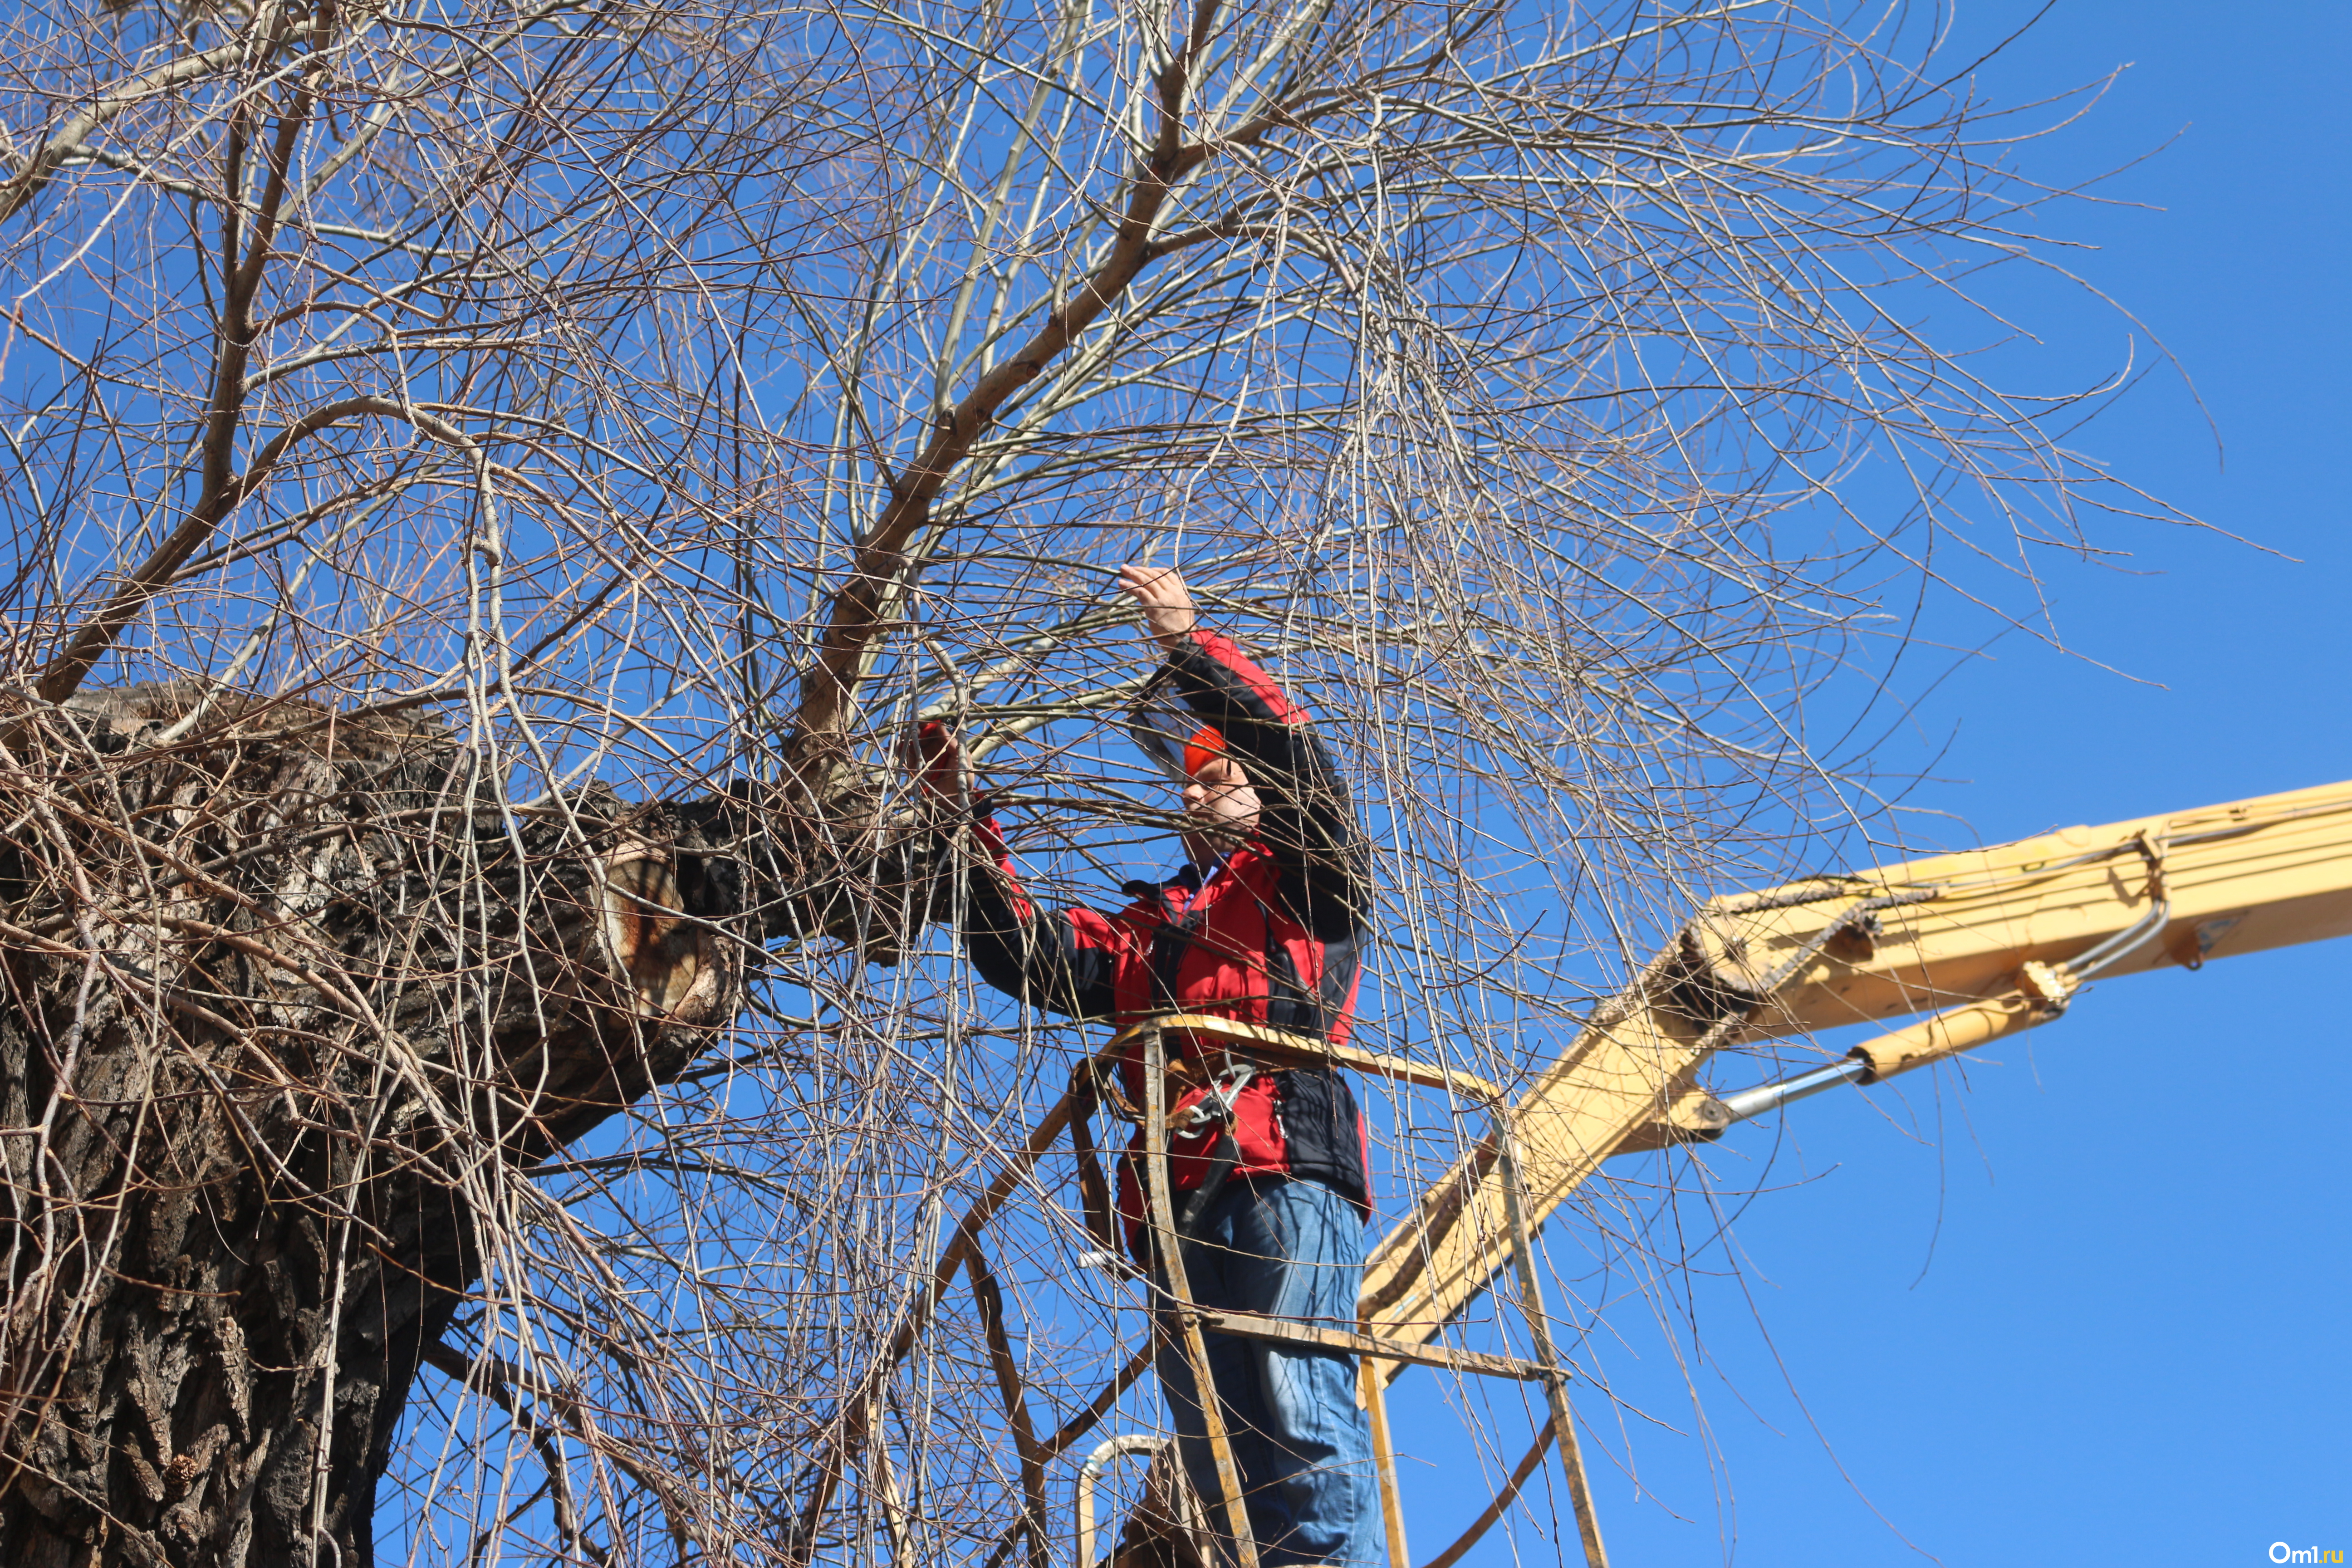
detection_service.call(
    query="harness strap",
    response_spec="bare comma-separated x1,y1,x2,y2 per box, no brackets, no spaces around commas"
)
1176,1131,1243,1239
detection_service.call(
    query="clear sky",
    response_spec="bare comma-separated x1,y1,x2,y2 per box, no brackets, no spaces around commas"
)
1379,5,2351,1564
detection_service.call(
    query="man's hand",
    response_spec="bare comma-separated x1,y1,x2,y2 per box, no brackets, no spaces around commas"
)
902,720,964,800
1115,563,1198,653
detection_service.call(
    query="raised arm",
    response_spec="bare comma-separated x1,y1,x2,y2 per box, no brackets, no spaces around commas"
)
1171,630,1370,940
1115,567,1372,941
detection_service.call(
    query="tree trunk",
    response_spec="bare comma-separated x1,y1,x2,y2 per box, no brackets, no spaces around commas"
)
0,684,927,1565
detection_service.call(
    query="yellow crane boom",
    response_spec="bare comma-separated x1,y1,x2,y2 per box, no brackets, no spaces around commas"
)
1361,777,2352,1374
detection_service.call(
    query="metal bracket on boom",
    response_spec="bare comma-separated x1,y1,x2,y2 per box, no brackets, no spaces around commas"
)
1622,833,2188,1141
1685,877,2167,1132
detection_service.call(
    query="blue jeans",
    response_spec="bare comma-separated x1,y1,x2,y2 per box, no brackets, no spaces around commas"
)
1154,1178,1378,1568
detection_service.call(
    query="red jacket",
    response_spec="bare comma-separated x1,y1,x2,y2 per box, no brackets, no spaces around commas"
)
961,628,1374,1240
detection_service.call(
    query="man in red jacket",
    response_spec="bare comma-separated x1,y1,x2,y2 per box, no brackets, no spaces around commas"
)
914,564,1377,1567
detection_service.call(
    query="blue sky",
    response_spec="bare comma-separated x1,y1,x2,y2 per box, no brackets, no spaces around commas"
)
1379,5,2351,1565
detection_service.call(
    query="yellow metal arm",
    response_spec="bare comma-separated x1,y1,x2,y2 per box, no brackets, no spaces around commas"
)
1361,778,2352,1380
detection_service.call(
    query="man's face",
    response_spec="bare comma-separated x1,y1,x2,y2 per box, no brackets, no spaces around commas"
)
1181,754,1262,856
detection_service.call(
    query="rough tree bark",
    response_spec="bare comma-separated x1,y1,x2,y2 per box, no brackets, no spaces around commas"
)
0,684,928,1566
